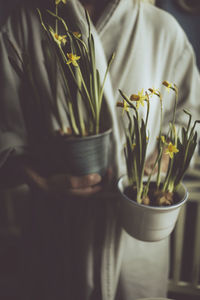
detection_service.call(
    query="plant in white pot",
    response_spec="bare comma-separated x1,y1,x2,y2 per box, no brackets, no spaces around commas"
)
117,81,200,242
8,0,114,176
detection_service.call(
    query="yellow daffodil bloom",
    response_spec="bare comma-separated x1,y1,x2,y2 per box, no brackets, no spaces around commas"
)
49,28,67,46
130,89,146,109
66,53,81,67
162,80,173,92
55,0,67,5
165,142,179,158
148,87,160,97
116,101,129,113
54,33,67,45
73,32,81,38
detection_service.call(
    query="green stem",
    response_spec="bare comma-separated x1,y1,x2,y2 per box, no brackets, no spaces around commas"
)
47,9,69,32
137,182,143,204
143,149,162,197
76,69,86,136
68,101,80,135
37,9,48,32
145,97,150,128
156,147,163,188
77,66,95,118
172,86,178,127
156,94,163,187
162,157,174,192
99,53,115,106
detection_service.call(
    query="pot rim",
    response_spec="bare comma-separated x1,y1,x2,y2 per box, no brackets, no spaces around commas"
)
56,127,112,142
117,175,188,212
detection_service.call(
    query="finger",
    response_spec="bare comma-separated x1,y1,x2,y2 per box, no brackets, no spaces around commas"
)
67,184,102,197
67,173,102,189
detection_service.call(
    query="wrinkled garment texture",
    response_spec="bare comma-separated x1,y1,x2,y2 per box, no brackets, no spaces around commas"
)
0,0,200,299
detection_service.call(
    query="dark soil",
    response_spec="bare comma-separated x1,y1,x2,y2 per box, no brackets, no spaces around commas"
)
124,182,181,207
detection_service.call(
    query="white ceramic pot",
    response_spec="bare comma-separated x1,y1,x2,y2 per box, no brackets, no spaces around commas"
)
118,175,188,242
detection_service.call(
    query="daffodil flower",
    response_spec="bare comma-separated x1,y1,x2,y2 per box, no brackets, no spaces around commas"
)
148,87,160,97
162,80,173,92
116,100,129,113
55,0,67,5
49,28,67,46
73,32,81,38
130,89,146,109
66,53,81,67
54,33,67,45
165,142,179,159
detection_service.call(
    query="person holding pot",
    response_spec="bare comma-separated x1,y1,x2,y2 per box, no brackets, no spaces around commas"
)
0,0,200,299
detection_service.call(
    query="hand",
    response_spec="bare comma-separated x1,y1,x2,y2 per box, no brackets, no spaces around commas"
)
144,149,170,176
46,173,102,197
23,162,113,198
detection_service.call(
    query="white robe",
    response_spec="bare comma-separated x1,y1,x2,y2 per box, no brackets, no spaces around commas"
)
0,0,200,299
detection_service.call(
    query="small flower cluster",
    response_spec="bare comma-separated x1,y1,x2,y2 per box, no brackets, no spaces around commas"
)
117,81,199,204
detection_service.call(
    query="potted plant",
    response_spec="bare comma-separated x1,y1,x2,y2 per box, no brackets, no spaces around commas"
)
7,0,114,176
117,81,200,241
